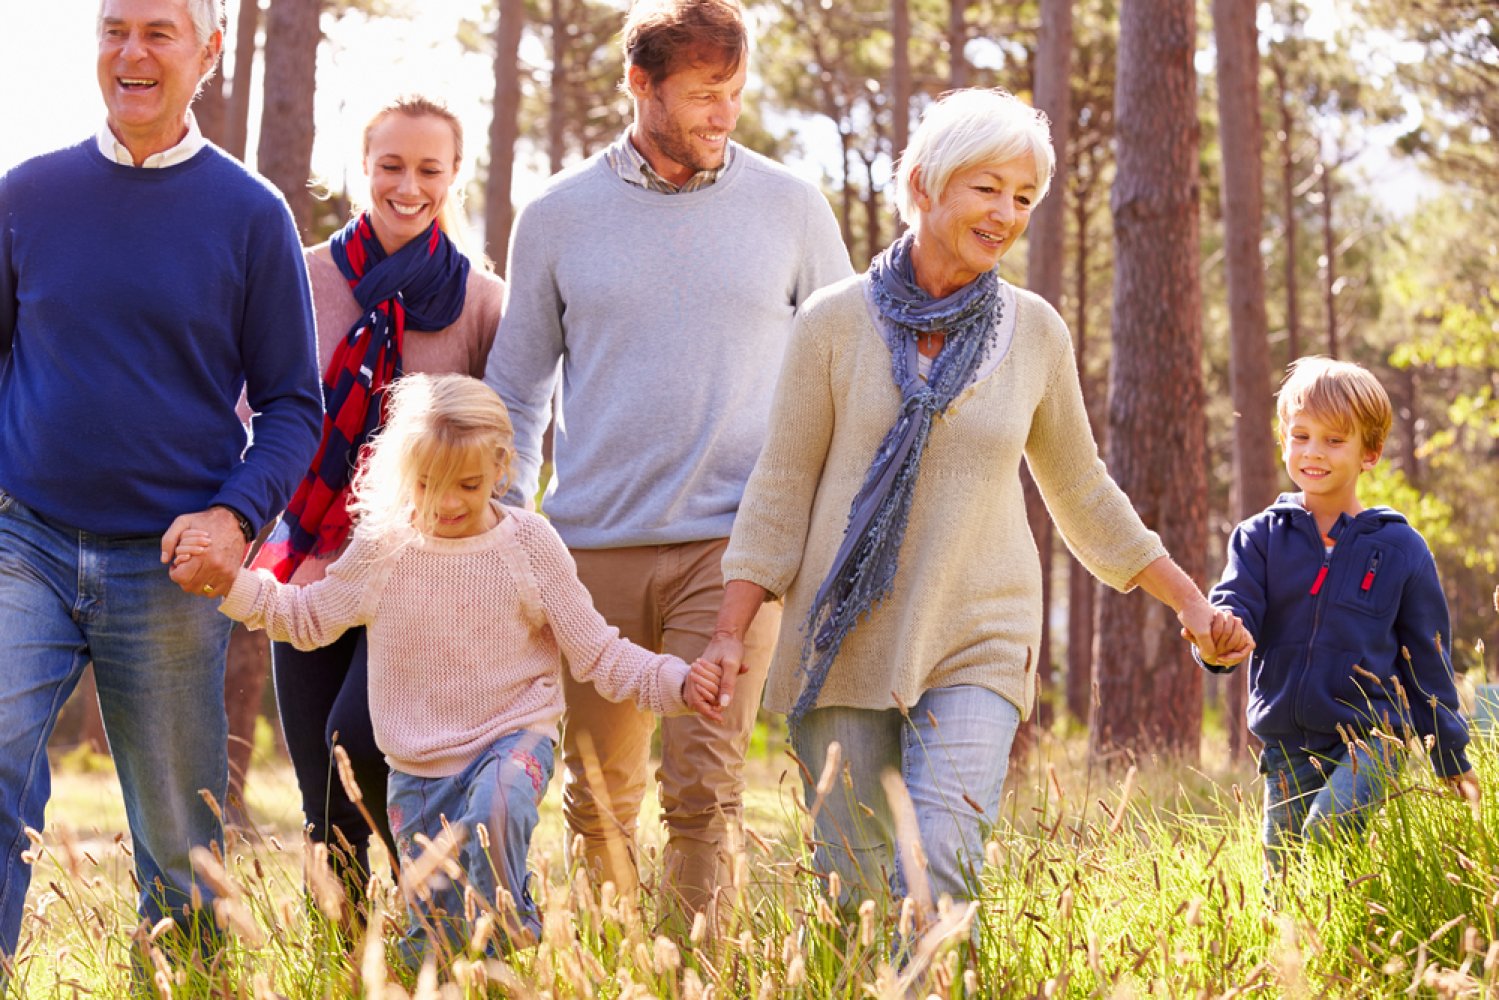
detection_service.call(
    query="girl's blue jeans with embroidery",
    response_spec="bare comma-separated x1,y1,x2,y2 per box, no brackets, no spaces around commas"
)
1260,738,1403,873
387,730,555,962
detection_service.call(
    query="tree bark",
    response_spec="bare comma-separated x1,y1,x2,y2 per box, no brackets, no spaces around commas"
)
1394,364,1422,488
948,0,969,88
1092,0,1205,761
257,0,320,236
51,667,108,755
548,0,568,174
1270,55,1300,365
224,623,270,826
1065,142,1100,726
891,0,912,160
1029,0,1070,309
226,0,261,159
486,0,526,273
1012,0,1073,759
1320,161,1338,358
1213,0,1275,759
196,62,230,147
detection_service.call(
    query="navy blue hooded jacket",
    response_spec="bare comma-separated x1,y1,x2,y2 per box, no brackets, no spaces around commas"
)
1202,494,1470,777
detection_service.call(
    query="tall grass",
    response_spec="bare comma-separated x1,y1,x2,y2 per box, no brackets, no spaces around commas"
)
8,728,1497,998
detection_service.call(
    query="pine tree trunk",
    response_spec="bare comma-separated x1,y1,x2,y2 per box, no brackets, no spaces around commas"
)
1320,162,1338,358
226,0,260,159
196,65,230,147
224,623,270,826
1213,0,1275,760
1065,149,1098,726
486,0,525,273
948,0,969,88
1013,0,1072,753
548,0,568,174
1271,56,1300,364
1092,0,1205,761
257,0,320,236
891,0,911,159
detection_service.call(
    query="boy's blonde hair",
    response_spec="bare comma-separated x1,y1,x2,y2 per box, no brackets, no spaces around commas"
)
350,374,515,542
1276,356,1392,455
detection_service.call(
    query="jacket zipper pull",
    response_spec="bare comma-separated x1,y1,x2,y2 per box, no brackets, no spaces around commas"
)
1360,550,1381,592
1310,562,1329,595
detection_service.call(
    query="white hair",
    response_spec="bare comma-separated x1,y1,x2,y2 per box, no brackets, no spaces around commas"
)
98,0,226,80
894,88,1056,226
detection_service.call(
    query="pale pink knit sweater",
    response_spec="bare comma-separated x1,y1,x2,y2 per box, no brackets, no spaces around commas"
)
221,505,690,777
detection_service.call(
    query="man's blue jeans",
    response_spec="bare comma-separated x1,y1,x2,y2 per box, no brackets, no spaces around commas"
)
793,685,1021,908
0,490,232,959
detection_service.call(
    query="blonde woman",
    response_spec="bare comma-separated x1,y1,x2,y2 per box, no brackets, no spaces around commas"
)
254,97,505,901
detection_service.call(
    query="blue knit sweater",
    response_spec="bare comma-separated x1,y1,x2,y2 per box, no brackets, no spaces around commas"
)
1201,494,1471,777
0,140,321,536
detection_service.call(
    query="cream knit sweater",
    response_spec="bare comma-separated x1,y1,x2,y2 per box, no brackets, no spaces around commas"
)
222,505,690,777
723,275,1167,719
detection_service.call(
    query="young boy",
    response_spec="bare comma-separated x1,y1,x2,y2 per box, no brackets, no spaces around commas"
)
1199,357,1479,867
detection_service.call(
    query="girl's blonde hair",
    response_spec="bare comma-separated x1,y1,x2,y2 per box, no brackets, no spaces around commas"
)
350,374,515,542
359,95,477,258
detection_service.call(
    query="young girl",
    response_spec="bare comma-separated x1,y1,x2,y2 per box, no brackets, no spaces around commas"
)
176,373,723,955
254,95,508,902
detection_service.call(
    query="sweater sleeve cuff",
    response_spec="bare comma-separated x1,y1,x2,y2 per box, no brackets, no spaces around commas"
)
720,563,789,601
1107,538,1170,594
218,568,262,622
1190,645,1237,676
1434,746,1472,780
659,656,692,717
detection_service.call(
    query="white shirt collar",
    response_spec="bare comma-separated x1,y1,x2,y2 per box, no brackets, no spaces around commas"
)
95,111,206,168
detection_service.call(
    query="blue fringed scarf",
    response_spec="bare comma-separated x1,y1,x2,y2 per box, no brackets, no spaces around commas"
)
791,233,1003,726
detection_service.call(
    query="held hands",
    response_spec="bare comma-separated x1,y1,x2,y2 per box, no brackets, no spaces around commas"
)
162,508,245,598
1180,603,1255,667
679,630,751,724
684,658,728,722
1446,770,1482,816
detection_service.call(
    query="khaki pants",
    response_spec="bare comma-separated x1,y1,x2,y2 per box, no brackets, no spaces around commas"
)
562,537,779,930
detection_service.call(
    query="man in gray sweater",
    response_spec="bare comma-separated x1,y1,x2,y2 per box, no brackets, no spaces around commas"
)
485,0,850,931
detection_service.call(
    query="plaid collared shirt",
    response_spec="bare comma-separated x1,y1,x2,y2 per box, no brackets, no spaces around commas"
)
604,130,734,194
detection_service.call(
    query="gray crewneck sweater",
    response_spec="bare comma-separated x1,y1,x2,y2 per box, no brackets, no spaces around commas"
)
486,144,852,549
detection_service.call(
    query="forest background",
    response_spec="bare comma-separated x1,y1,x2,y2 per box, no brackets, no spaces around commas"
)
3,0,1496,777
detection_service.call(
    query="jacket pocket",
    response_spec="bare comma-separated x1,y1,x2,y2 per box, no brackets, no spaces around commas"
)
1300,646,1389,734
1333,541,1405,619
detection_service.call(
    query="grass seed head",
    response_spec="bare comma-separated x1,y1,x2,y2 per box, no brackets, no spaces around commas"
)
333,745,363,804
653,934,681,973
860,900,877,946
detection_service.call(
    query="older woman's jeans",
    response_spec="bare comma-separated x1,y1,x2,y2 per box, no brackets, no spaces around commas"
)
387,730,555,961
793,685,1020,909
1260,739,1403,871
0,490,232,960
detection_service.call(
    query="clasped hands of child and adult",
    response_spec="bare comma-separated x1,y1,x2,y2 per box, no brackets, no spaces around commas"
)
171,528,732,724
1182,604,1255,669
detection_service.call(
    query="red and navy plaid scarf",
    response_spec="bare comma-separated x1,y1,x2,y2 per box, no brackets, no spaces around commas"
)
255,214,470,582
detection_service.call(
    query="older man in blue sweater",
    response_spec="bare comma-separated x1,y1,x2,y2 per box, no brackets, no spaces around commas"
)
0,0,320,968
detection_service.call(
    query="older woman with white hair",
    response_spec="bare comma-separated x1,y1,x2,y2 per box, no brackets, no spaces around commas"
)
704,89,1251,911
